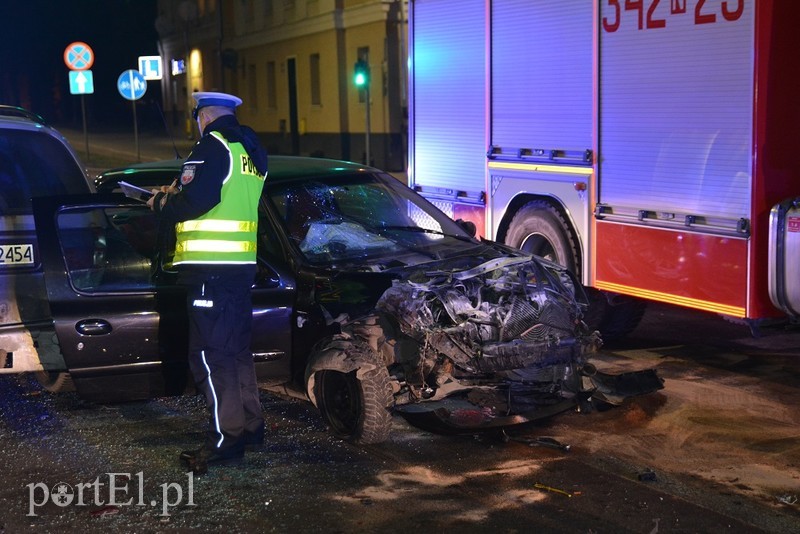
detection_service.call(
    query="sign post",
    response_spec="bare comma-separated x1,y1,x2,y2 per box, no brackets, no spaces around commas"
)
117,69,148,161
64,42,95,160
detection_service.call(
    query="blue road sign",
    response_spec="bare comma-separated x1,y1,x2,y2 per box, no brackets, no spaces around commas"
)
117,69,147,101
138,56,163,80
69,70,94,95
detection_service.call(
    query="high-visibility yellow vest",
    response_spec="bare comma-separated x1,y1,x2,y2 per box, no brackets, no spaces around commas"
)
173,131,266,265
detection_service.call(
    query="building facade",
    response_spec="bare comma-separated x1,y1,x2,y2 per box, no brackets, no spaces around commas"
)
155,0,407,171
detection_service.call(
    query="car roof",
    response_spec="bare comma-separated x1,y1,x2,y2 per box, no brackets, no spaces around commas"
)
0,105,91,191
0,105,49,127
0,106,70,140
97,155,373,184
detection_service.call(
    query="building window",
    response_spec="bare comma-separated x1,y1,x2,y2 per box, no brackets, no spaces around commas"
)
248,64,258,110
310,53,321,106
266,61,277,109
265,0,274,21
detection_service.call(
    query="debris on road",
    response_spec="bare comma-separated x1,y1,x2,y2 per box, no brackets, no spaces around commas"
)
533,482,573,498
89,505,120,517
637,468,657,482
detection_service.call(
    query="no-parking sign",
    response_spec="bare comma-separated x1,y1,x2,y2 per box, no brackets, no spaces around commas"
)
64,42,94,71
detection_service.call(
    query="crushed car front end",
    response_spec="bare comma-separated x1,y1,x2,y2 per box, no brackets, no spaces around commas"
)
335,250,612,435
263,165,662,443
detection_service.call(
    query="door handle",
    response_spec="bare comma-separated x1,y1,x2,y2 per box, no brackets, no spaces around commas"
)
75,319,112,336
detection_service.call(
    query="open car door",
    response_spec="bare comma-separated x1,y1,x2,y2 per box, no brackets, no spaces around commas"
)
33,194,296,403
33,194,189,402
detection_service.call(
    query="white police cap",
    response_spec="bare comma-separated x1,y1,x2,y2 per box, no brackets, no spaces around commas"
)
192,91,243,111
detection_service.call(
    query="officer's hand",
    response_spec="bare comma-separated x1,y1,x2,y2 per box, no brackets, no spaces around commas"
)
148,180,179,211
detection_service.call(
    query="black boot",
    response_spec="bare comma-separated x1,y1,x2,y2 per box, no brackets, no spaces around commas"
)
243,427,265,451
179,444,244,475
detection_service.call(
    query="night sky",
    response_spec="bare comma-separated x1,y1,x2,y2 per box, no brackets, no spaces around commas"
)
1,0,160,128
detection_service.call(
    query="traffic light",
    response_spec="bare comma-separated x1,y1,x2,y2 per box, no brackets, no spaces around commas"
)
354,59,370,88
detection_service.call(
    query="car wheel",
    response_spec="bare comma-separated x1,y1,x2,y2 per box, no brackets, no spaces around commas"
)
314,366,393,445
34,371,75,393
505,200,579,274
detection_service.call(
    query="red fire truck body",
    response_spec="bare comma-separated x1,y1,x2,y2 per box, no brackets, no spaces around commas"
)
408,0,799,325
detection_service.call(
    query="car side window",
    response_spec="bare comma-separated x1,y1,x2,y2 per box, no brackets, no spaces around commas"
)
0,150,27,213
57,206,159,293
0,130,88,215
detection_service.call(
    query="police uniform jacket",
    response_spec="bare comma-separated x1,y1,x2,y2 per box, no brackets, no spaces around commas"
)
153,115,268,279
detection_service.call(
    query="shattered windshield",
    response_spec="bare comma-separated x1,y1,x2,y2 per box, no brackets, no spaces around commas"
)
266,172,477,268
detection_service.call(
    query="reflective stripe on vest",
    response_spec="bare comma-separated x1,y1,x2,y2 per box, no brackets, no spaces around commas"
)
173,132,265,266
175,239,257,254
176,219,258,233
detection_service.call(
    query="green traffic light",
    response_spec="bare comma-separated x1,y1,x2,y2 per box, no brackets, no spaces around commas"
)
354,60,369,87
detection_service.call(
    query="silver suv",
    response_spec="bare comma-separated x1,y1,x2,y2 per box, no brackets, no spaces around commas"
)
0,106,94,387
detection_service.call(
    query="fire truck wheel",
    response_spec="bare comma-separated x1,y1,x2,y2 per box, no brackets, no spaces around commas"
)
505,201,579,274
601,296,647,341
583,287,647,342
581,287,609,333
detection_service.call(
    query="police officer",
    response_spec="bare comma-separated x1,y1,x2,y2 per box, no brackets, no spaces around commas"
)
148,91,268,474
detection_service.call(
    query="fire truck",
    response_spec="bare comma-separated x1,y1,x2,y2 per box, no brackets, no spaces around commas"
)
407,0,800,337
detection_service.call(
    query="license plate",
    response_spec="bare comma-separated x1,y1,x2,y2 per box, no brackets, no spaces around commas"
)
0,244,34,265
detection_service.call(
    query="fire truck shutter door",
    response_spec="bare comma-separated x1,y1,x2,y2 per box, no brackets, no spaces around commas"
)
598,1,754,221
491,0,593,157
412,0,486,193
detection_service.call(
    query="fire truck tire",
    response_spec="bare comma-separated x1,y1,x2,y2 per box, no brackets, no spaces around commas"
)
581,287,608,333
583,287,647,342
505,201,579,274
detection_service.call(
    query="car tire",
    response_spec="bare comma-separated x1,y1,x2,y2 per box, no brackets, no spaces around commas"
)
504,200,579,274
313,366,393,445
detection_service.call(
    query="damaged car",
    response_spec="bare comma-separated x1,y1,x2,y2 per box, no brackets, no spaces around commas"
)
34,156,662,444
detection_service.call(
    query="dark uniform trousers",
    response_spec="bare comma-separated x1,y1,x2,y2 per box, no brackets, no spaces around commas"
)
184,265,264,454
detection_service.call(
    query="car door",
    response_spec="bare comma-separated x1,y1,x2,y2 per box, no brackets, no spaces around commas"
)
33,194,294,402
32,194,188,402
